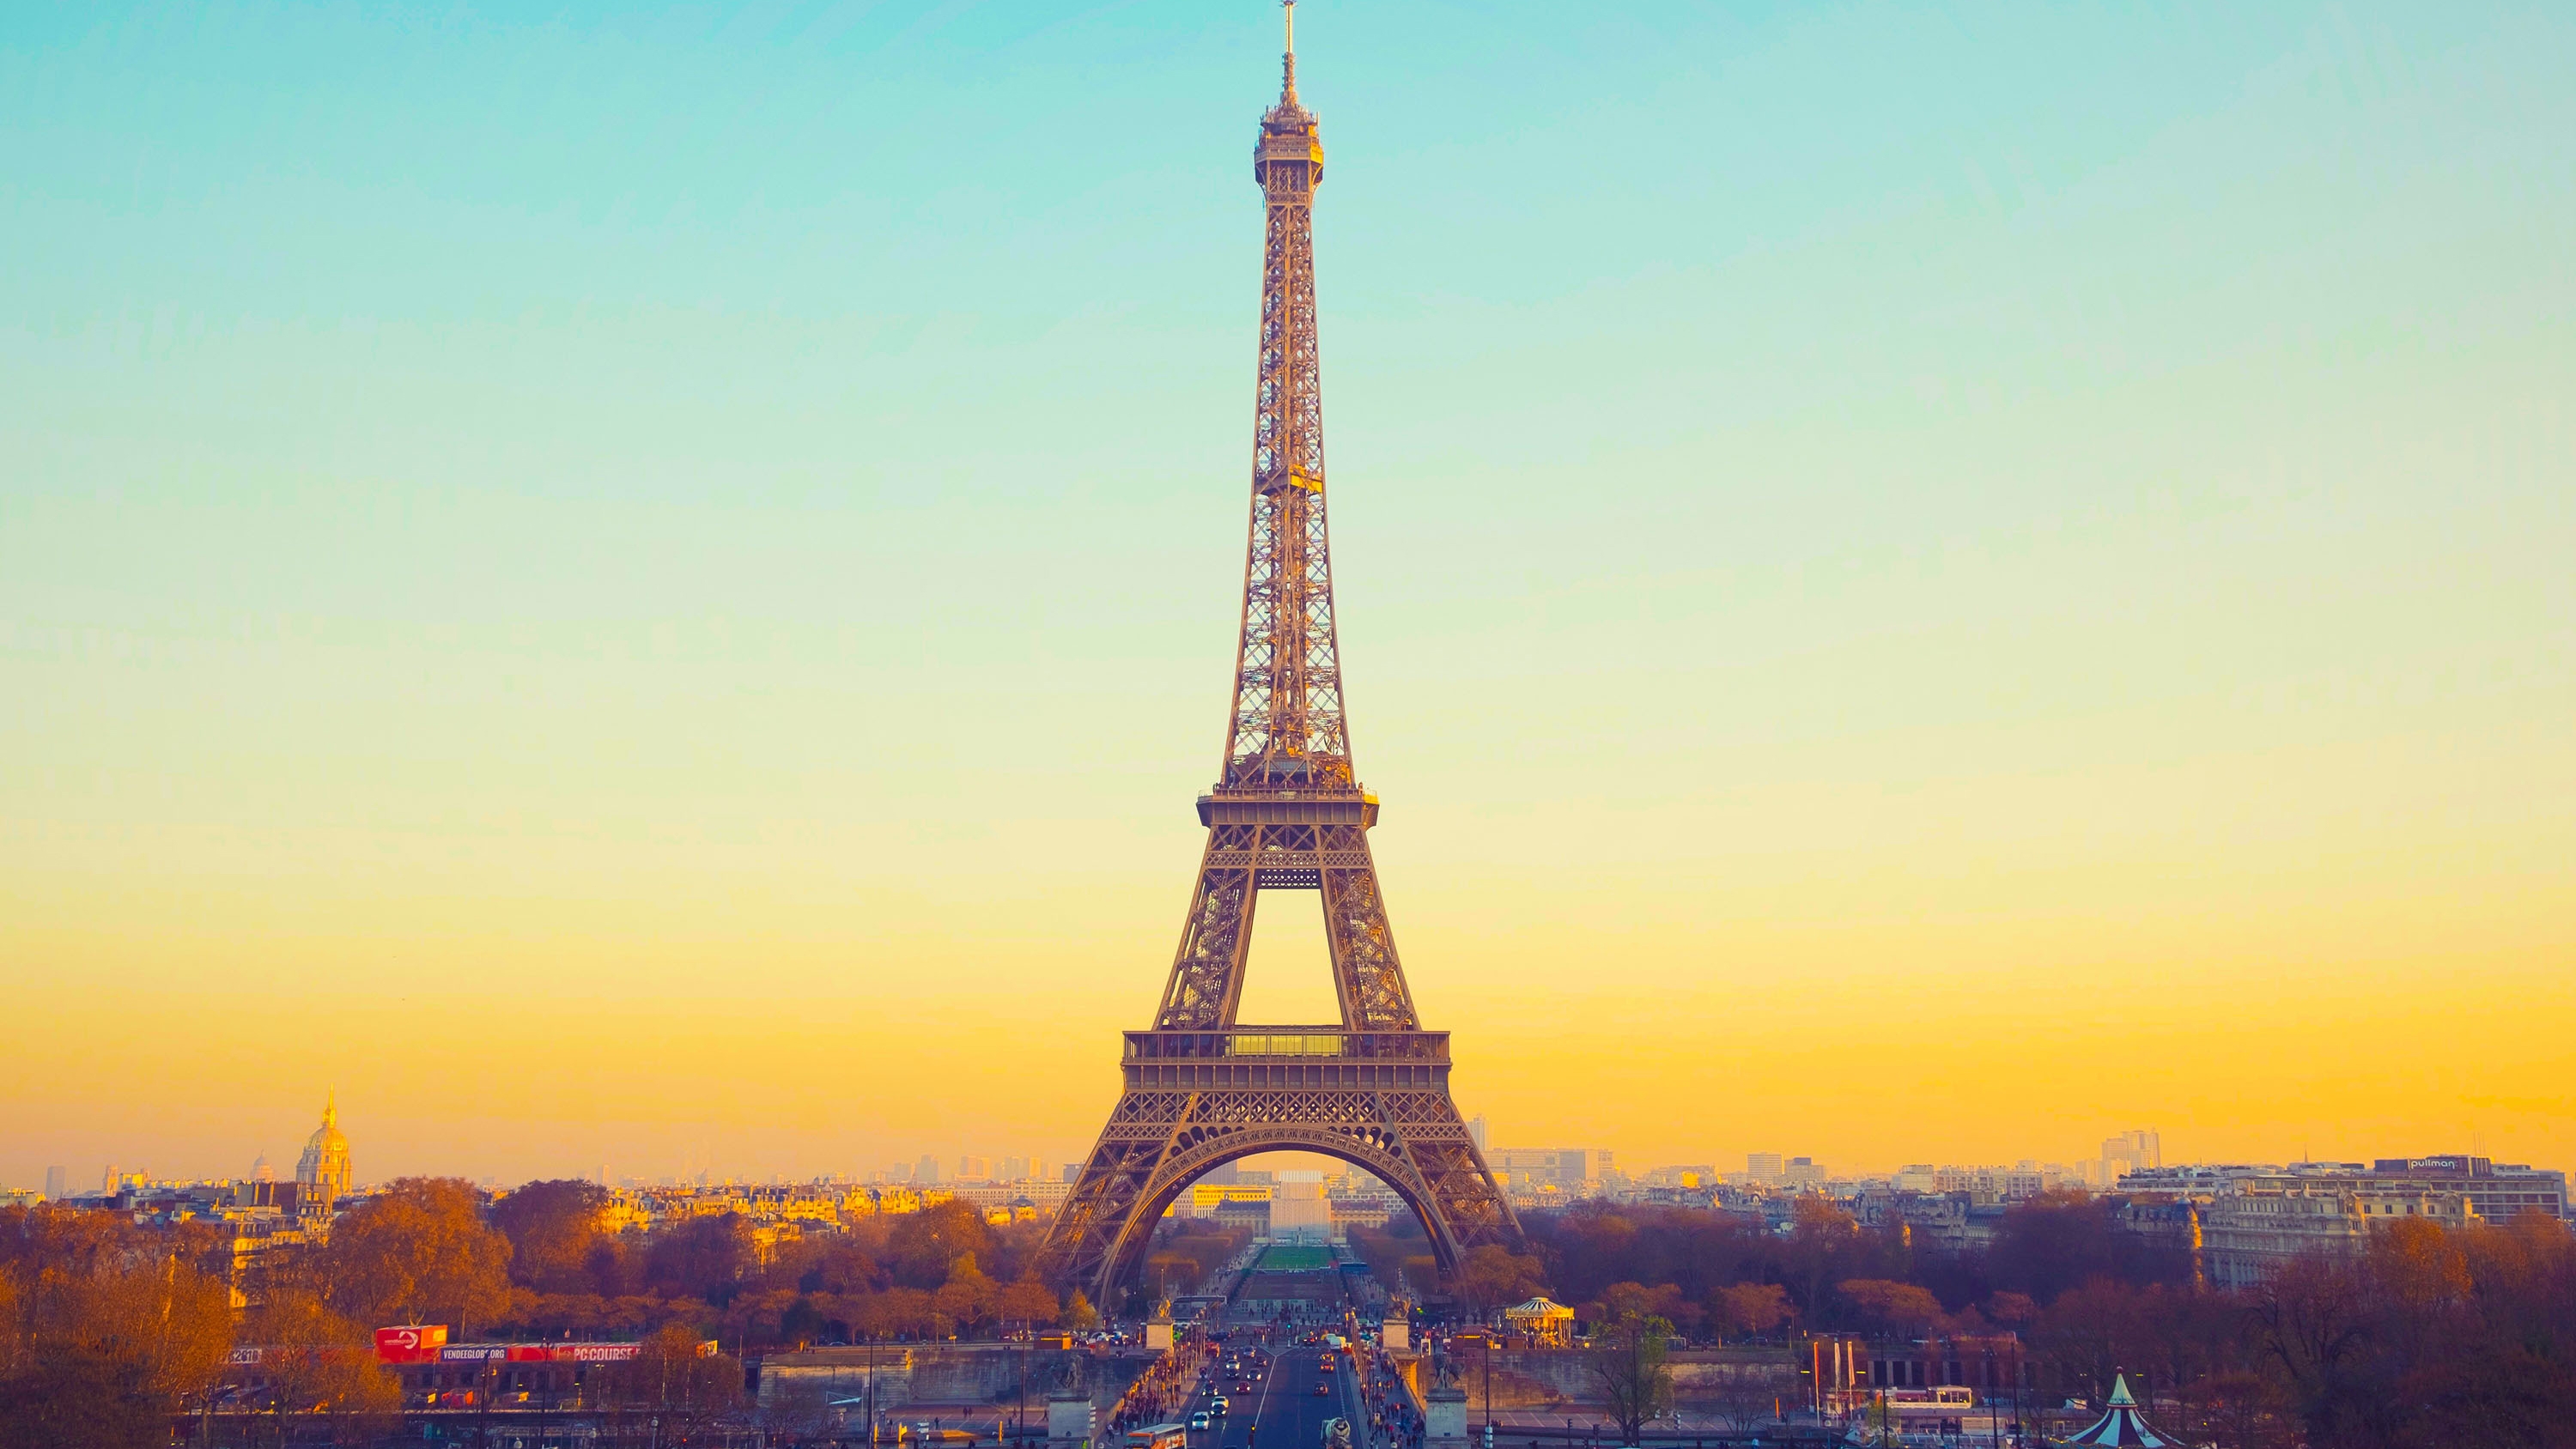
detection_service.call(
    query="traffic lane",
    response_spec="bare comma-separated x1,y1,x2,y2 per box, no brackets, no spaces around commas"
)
1205,1349,1275,1449
1189,1352,1266,1449
1250,1351,1358,1449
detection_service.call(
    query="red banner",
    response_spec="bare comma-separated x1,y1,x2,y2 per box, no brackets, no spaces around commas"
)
373,1325,450,1363
429,1342,642,1365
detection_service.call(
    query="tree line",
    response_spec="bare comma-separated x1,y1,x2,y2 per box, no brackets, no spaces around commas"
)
0,1181,1193,1449
1448,1191,2576,1449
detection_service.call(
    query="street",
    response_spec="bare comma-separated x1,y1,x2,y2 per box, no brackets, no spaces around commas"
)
1178,1335,1368,1449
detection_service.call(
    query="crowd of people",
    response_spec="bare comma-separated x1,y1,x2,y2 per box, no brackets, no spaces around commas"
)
1105,1340,1205,1437
1355,1343,1425,1449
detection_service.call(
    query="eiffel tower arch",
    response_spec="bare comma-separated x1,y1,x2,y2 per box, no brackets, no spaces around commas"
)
1042,7,1525,1305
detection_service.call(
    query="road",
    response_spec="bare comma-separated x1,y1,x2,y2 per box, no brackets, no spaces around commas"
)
1183,1336,1367,1449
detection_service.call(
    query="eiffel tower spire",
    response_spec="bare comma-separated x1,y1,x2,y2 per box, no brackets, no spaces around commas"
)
1230,0,1340,796
1279,0,1300,109
1042,14,1525,1304
1143,1,1419,1036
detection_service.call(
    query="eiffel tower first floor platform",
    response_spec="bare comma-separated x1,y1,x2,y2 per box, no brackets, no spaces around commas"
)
1043,1028,1526,1303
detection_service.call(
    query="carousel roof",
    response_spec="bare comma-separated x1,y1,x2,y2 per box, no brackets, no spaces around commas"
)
1503,1297,1573,1319
2060,1374,2190,1448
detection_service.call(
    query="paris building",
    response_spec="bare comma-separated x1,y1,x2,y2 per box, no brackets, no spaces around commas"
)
293,1096,353,1226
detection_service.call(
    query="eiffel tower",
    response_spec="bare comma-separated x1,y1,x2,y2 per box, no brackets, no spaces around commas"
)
1043,4,1525,1304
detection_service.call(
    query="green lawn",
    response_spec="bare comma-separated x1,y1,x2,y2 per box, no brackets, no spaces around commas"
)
1255,1245,1335,1273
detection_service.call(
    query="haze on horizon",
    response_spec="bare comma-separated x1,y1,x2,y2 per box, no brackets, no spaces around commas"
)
4,0,2571,1192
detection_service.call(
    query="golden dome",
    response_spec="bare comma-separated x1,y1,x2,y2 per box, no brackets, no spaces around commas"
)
295,1095,352,1202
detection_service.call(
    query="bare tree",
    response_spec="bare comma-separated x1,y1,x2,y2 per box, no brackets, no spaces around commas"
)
1585,1313,1674,1444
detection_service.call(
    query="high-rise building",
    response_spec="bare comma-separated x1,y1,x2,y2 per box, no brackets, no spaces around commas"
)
1489,1148,1613,1194
2100,1129,2162,1180
42,1166,65,1201
1747,1153,1784,1183
1468,1115,1488,1153
914,1154,944,1185
957,1155,991,1181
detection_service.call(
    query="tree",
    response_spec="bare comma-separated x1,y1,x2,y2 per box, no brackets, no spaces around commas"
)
1983,1291,2039,1328
247,1291,399,1444
2255,1252,2379,1446
1455,1245,1547,1319
999,1278,1060,1331
1061,1290,1100,1332
324,1177,513,1332
1587,1313,1674,1443
856,1287,941,1341
1837,1279,1942,1336
888,1203,994,1290
1712,1282,1791,1342
1988,1191,2185,1304
0,1228,235,1449
489,1179,611,1294
603,1323,744,1440
799,1240,886,1296
1784,1197,1862,1322
935,1254,998,1337
0,1349,171,1449
647,1214,756,1301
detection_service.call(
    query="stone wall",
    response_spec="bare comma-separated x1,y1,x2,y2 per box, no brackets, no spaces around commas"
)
1399,1349,1797,1412
759,1344,1161,1412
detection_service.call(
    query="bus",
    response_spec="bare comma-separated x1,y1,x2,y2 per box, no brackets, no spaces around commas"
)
1128,1424,1190,1449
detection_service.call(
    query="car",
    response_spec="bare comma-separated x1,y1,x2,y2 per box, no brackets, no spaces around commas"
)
1212,1399,1230,1416
1313,1384,1330,1397
1190,1415,1212,1431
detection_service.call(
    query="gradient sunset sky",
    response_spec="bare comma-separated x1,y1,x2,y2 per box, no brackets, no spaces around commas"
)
5,1,2571,1191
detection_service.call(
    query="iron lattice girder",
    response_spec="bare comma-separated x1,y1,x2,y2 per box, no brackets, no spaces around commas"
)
1152,815,1416,1032
1042,32,1525,1303
1229,65,1345,792
1046,1081,1520,1305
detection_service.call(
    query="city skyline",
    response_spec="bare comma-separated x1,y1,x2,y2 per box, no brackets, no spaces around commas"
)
9,0,2575,1190
15,1097,2549,1200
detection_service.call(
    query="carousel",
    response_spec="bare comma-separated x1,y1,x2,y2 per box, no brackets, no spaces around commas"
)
2056,1373,2196,1447
1501,1296,1576,1348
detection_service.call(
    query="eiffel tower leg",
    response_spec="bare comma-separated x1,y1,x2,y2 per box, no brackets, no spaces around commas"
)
1044,1080,1526,1305
1048,1090,1194,1303
1155,830,1258,1031
1319,825,1417,1030
1376,1090,1522,1259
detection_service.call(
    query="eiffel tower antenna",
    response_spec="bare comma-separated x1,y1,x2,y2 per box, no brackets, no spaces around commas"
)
1281,0,1297,102
1042,10,1525,1304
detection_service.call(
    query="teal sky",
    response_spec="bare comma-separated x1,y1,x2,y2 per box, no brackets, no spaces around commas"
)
5,2,2573,1188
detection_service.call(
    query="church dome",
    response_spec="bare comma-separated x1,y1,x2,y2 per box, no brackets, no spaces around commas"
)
295,1097,353,1209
